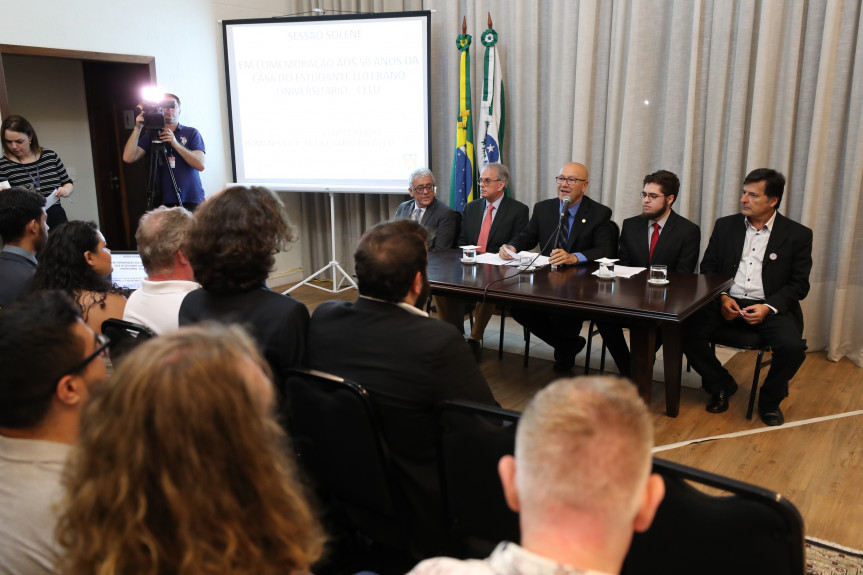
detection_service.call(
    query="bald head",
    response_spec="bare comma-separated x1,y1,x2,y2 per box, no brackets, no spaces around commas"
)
556,163,589,204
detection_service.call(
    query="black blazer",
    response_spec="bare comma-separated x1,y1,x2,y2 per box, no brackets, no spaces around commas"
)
458,195,529,253
700,212,812,332
618,210,701,272
510,195,616,260
394,197,460,251
307,297,497,546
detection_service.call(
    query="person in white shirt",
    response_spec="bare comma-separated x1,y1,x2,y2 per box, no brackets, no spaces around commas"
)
123,206,199,334
0,291,108,575
408,376,665,575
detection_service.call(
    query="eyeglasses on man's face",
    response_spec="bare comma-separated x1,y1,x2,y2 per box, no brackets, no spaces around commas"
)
555,176,587,185
412,184,434,194
60,333,110,381
640,192,666,201
477,178,502,187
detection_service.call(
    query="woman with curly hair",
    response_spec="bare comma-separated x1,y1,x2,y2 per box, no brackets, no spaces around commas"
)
56,324,326,575
179,185,309,386
28,220,125,333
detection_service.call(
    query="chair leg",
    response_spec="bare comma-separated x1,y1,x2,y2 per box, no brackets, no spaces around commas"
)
599,344,607,374
746,349,766,420
498,307,506,360
523,326,530,368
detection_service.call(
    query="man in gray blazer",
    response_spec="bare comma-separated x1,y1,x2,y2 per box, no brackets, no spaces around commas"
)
0,187,48,307
394,168,460,251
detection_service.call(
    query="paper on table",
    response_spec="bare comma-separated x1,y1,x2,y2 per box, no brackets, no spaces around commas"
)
507,252,550,268
590,264,645,278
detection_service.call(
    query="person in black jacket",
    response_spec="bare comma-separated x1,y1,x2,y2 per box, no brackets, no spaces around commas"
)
683,169,812,426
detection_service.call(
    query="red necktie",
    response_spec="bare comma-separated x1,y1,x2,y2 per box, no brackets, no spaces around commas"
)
649,222,660,261
476,204,495,253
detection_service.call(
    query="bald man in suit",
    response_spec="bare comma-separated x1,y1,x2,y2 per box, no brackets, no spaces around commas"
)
499,162,616,371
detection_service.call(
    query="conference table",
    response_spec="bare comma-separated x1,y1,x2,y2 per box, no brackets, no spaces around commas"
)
427,250,733,417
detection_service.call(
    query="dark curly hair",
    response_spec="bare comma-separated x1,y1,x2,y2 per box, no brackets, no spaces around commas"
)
29,221,124,320
185,186,295,294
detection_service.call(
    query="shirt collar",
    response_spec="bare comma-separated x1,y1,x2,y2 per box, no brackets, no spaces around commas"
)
560,197,583,216
359,295,429,317
649,211,671,228
745,210,777,232
2,244,38,265
486,195,504,211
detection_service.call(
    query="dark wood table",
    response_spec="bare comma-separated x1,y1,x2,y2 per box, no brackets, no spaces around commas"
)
427,249,733,416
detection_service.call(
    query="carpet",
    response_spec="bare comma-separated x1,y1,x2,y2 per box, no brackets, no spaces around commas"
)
807,537,863,574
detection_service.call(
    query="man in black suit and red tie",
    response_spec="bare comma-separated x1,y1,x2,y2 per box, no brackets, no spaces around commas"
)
437,163,529,359
684,168,812,426
598,170,701,377
499,162,616,371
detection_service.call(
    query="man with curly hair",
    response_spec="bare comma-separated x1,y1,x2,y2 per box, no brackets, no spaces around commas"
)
0,291,108,575
179,186,309,386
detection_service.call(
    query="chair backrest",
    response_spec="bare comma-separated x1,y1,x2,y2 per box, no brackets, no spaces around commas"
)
285,368,408,551
436,399,521,558
621,457,805,575
100,318,156,364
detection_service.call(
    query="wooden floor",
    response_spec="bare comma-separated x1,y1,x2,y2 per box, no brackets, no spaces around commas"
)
283,280,863,549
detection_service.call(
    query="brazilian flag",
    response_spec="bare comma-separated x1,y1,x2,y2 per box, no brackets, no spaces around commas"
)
450,28,475,213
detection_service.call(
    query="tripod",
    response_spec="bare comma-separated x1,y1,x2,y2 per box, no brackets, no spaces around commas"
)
145,137,183,210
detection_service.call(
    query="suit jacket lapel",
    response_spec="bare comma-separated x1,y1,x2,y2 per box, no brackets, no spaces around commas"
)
566,197,589,252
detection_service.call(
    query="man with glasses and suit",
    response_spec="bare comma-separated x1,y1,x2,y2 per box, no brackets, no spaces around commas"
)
394,167,460,251
597,170,701,377
437,163,529,359
499,162,616,371
0,291,109,574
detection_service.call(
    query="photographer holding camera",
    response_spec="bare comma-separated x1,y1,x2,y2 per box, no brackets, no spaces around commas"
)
123,93,205,211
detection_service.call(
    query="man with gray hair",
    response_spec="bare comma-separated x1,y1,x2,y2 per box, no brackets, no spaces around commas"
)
394,167,460,251
408,376,665,575
123,206,199,333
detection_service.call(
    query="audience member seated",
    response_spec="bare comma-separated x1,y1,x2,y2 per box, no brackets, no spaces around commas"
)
28,221,126,334
409,376,665,575
56,324,325,575
0,187,48,307
394,167,460,251
123,206,199,334
0,291,108,575
308,219,498,552
179,186,309,387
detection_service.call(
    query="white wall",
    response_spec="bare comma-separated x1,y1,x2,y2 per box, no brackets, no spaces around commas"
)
1,0,305,283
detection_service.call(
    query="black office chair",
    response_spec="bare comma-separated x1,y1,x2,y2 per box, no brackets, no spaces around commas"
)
100,318,156,365
622,457,805,575
436,399,521,559
284,368,415,563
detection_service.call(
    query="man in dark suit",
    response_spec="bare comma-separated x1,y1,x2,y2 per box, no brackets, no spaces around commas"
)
394,167,460,251
683,169,812,426
308,219,497,551
0,187,48,307
598,170,701,377
499,162,616,370
437,163,529,357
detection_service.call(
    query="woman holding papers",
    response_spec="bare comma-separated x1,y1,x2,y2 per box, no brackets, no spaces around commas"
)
1,115,73,229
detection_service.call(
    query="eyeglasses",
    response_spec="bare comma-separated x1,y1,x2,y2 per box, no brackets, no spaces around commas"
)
412,184,434,193
555,176,587,185
61,333,110,379
640,192,666,201
477,178,503,186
